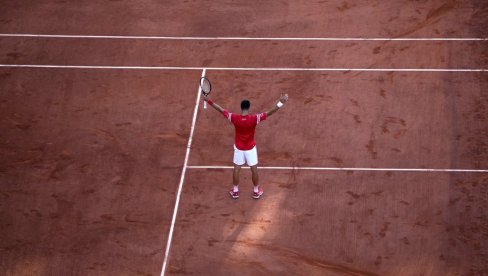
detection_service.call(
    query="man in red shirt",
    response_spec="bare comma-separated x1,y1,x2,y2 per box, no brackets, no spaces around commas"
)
204,93,289,199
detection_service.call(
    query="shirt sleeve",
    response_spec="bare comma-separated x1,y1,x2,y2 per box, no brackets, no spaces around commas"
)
257,112,267,124
223,110,232,123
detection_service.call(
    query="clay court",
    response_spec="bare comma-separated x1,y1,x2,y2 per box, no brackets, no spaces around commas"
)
1,1,487,275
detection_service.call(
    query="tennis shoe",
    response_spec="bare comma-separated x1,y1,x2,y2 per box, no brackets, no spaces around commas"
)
252,187,264,199
229,189,239,199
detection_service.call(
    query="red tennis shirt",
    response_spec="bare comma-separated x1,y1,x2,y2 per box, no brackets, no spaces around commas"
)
223,110,267,150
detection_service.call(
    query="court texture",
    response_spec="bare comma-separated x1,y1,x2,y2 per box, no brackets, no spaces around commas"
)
1,1,487,275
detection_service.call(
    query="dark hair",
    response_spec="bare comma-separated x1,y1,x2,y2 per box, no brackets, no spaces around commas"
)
241,100,250,110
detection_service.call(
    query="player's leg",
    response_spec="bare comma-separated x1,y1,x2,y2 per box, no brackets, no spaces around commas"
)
230,146,245,199
245,147,263,199
233,165,241,186
230,164,242,199
250,165,259,187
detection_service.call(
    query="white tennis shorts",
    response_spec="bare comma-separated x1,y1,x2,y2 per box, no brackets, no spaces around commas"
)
233,145,258,166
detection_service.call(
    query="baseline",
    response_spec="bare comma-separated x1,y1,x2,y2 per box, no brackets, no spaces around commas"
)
0,64,486,72
0,33,486,41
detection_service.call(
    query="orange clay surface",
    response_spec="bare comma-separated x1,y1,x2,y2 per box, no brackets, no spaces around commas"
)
1,0,487,275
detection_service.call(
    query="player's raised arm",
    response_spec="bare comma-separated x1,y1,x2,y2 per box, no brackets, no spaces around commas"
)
204,96,225,114
266,94,289,117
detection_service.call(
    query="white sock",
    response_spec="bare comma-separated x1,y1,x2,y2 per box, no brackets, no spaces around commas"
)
253,186,259,193
233,185,239,192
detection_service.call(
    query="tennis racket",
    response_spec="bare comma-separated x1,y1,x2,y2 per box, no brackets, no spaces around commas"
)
200,77,212,109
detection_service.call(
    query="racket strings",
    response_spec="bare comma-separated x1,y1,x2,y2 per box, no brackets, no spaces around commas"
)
200,78,211,95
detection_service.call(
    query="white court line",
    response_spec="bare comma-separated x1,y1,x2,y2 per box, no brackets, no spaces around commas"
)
0,33,487,41
160,68,206,276
187,165,488,173
0,64,486,72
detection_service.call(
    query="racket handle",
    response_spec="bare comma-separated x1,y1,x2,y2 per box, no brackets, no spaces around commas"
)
204,100,207,109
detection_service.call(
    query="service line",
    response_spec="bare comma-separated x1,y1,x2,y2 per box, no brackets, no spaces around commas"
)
0,33,487,41
186,165,488,173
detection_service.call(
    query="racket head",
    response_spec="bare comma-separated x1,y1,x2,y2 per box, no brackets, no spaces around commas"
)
200,77,212,96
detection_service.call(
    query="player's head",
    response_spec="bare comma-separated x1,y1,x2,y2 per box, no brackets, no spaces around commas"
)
241,100,251,111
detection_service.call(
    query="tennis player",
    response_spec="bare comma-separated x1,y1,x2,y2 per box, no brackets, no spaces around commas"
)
204,93,289,199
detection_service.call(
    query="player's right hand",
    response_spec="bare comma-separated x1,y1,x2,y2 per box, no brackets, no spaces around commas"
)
279,94,289,103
